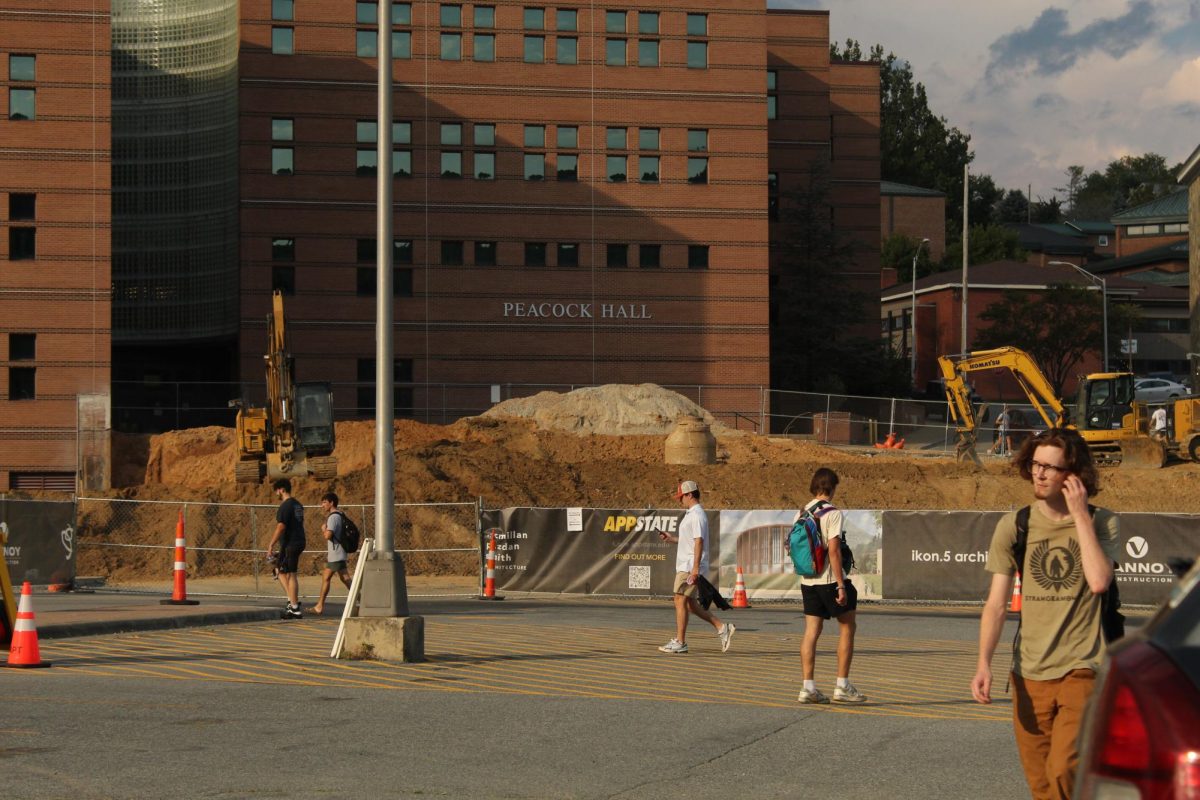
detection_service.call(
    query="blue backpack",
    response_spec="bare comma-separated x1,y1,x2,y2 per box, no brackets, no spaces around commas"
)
788,502,833,578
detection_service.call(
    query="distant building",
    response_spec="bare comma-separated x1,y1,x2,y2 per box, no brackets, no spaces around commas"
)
1175,143,1200,384
880,181,946,262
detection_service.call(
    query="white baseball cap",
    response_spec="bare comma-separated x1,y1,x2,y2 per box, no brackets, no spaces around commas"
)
674,480,699,499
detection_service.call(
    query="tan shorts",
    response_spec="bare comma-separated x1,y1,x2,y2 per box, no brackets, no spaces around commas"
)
673,572,699,598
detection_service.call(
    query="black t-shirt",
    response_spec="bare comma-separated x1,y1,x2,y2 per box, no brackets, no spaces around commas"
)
276,497,306,546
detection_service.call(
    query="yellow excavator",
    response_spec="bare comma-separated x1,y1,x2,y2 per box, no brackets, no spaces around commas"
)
938,346,1165,468
231,291,337,483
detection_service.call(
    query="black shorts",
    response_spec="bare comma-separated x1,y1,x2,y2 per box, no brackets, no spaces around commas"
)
801,581,857,619
277,541,305,574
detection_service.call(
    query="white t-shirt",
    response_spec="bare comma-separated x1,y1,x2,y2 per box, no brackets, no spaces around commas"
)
1151,407,1167,432
793,499,844,586
675,504,709,573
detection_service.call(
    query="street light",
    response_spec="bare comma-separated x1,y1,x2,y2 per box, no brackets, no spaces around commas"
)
911,238,930,386
1049,260,1108,370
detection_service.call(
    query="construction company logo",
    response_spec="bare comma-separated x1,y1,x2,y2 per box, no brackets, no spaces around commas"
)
1,521,17,565
601,514,679,535
1125,536,1149,559
1028,538,1081,593
61,525,75,559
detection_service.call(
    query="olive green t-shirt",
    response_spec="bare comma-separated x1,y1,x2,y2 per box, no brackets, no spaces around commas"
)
985,504,1120,680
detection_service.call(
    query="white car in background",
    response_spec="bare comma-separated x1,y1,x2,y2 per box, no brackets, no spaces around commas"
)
1134,378,1189,403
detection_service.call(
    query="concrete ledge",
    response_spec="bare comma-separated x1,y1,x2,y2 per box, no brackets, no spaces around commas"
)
341,616,425,662
37,609,284,641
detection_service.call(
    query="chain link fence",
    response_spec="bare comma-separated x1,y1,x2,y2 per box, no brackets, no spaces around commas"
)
75,497,481,597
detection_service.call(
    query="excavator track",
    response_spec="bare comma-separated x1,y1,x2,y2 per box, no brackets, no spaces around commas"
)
309,456,338,480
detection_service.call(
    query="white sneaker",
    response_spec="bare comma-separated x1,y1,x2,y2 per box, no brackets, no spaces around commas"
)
657,639,688,654
833,683,867,704
797,687,830,704
718,623,736,653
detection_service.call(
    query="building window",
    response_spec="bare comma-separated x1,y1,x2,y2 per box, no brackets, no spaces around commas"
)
475,123,496,146
639,244,660,268
524,35,545,63
524,7,544,28
394,150,412,177
441,123,462,145
272,236,295,261
556,38,578,64
524,153,546,180
474,33,495,61
393,31,412,58
558,242,578,267
441,240,464,265
606,39,626,66
768,171,778,220
440,4,462,26
607,155,627,182
357,268,376,295
606,127,626,149
357,149,378,176
356,359,415,417
440,152,462,178
474,5,495,26
357,120,378,142
637,40,658,66
9,333,35,361
474,151,495,179
475,241,497,266
357,238,377,263
767,69,776,91
8,367,35,401
688,129,708,151
8,88,34,120
686,13,707,35
272,0,293,20
9,55,35,81
271,27,294,55
271,147,293,175
9,193,35,220
687,41,707,69
638,128,659,150
357,30,378,57
687,157,708,184
638,11,658,33
557,9,577,30
1098,235,1109,246
441,33,462,60
638,156,659,183
524,125,545,147
606,10,626,32
525,242,547,267
556,154,578,181
607,243,628,268
393,121,411,144
688,245,709,269
767,96,777,120
393,2,412,23
9,227,35,260
557,126,578,148
356,1,377,23
272,266,296,296
395,269,413,297
272,118,294,141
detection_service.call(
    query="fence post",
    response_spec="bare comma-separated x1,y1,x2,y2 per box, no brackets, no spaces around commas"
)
476,497,485,596
250,506,259,593
823,393,831,444
889,397,897,435
759,386,766,434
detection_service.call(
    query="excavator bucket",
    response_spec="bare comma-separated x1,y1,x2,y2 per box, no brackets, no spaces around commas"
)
955,431,983,467
1118,437,1167,469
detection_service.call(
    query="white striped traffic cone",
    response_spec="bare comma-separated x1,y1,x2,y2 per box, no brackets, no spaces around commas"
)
477,529,504,601
5,582,50,668
161,508,199,606
732,565,751,608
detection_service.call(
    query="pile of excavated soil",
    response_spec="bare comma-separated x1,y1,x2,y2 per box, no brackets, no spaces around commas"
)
83,384,1200,581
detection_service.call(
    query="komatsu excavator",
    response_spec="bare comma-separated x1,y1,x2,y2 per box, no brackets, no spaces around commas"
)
231,291,337,483
938,347,1165,468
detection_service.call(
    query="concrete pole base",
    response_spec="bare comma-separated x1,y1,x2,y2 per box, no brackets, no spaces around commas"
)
340,615,425,662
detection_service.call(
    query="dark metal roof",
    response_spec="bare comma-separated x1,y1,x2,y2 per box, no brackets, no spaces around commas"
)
1009,223,1093,255
881,259,1179,301
1088,239,1189,275
880,180,946,198
1110,187,1188,223
1065,220,1115,235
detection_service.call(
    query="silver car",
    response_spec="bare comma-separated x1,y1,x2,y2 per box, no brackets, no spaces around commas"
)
1134,377,1188,402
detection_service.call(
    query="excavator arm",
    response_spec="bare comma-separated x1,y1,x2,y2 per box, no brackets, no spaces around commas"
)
264,291,298,466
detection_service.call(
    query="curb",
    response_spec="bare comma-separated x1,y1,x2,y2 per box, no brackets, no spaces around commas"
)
37,608,286,641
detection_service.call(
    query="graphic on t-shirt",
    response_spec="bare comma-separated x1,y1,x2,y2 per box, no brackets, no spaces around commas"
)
1029,538,1081,592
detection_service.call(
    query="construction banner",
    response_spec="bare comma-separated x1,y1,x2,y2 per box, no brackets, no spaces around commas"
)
479,507,716,596
1109,513,1200,606
1,499,76,588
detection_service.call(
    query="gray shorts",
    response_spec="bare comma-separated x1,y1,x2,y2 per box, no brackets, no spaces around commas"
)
325,560,348,572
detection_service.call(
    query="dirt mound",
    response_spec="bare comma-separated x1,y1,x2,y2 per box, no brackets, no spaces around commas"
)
483,383,725,435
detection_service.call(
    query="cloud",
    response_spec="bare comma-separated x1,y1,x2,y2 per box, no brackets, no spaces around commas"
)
1161,0,1200,54
1033,92,1068,110
985,1,1159,86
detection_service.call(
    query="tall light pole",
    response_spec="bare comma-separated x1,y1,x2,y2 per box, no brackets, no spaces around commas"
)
1049,260,1108,370
910,238,929,386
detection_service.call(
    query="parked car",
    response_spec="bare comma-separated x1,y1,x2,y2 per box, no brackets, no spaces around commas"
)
1074,557,1200,799
1134,378,1189,403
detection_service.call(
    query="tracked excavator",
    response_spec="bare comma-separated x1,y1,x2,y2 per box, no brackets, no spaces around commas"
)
938,347,1166,468
231,291,337,483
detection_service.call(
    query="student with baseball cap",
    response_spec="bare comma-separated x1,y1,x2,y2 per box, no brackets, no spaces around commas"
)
656,480,735,654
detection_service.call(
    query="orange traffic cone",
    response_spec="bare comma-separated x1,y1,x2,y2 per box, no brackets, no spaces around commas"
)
875,432,896,449
5,582,50,668
477,529,504,601
731,565,751,608
161,508,199,606
1008,573,1023,612
891,437,906,449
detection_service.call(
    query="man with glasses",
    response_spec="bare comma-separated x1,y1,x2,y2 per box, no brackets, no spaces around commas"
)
970,429,1119,800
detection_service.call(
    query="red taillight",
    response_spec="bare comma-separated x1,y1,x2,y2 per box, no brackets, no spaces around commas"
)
1079,642,1200,800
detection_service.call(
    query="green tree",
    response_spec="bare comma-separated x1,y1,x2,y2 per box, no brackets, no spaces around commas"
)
772,161,910,396
972,284,1104,397
1029,196,1063,224
995,189,1030,224
1058,154,1180,219
940,224,1026,270
881,232,935,282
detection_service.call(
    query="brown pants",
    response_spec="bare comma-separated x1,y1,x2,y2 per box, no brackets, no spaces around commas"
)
1011,669,1096,800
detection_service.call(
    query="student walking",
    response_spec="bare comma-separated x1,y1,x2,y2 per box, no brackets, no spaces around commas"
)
656,480,735,654
971,428,1120,800
796,467,865,704
309,492,353,616
267,478,306,619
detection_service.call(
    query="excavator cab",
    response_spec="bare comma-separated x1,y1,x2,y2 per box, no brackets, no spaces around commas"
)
1075,373,1136,432
296,382,335,453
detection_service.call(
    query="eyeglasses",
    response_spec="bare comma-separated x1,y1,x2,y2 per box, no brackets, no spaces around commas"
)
1030,460,1068,477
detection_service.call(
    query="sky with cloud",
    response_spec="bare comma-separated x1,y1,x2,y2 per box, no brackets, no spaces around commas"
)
770,0,1200,200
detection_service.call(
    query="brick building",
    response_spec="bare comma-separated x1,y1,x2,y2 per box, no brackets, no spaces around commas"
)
0,1,112,491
